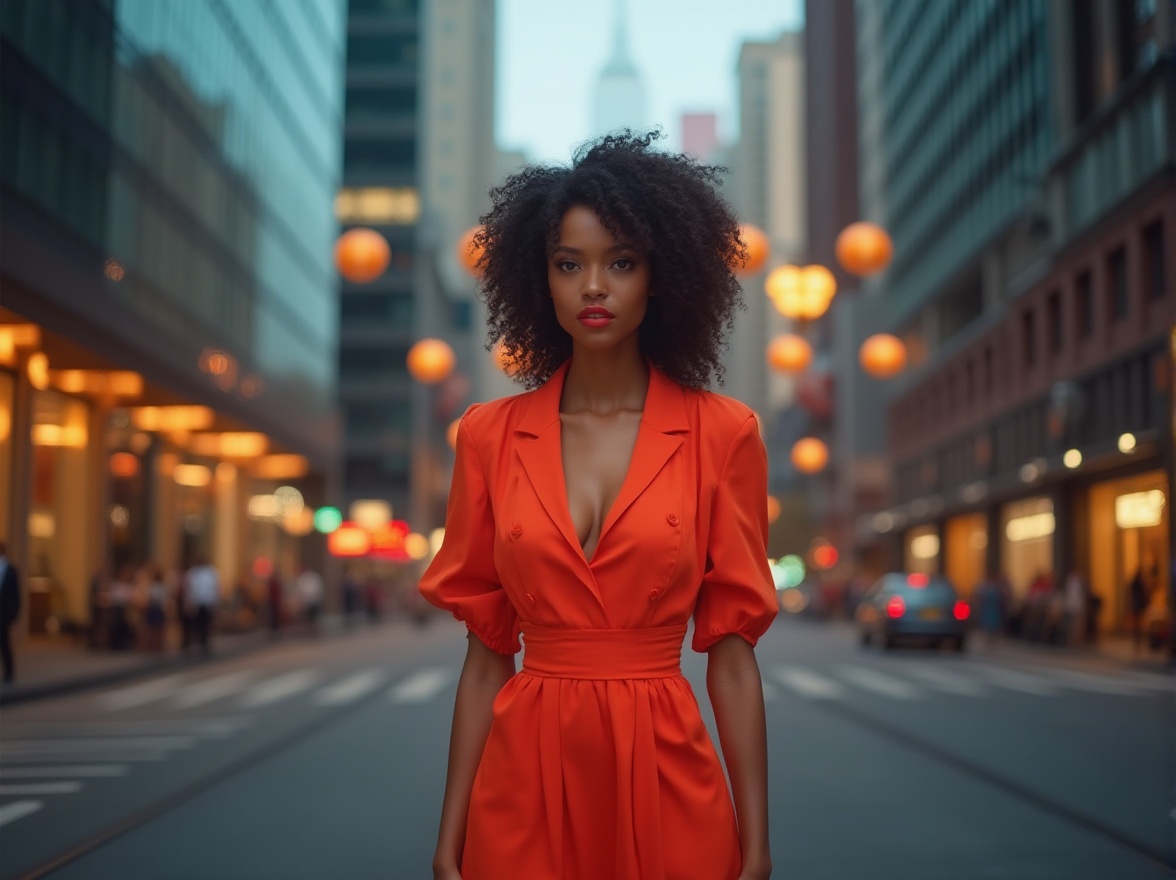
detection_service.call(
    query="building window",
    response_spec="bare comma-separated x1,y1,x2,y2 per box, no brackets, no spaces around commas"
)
1075,270,1094,337
1022,308,1037,368
1046,290,1062,355
1107,247,1128,321
1143,220,1166,300
347,32,418,68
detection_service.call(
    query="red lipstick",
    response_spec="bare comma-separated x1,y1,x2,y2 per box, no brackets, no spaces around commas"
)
577,306,615,328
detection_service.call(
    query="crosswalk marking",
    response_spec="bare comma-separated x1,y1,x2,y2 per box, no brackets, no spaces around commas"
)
0,765,128,780
99,673,193,711
241,670,321,708
838,665,923,699
772,666,845,699
964,664,1059,696
1,751,167,765
1126,670,1174,692
389,668,452,704
899,665,988,697
3,719,250,739
1,736,198,756
172,670,260,709
0,782,83,795
314,669,386,706
1040,668,1148,696
0,800,43,828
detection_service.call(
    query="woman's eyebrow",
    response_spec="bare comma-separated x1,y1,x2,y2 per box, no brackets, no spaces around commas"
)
551,243,636,255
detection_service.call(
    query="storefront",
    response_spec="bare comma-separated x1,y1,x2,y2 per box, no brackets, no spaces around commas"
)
944,513,987,599
903,524,940,576
1087,472,1168,632
1000,496,1055,604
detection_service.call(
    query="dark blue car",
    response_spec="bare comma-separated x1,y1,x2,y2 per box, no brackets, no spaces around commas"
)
856,573,970,651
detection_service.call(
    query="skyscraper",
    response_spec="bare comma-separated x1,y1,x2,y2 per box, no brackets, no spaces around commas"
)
592,0,647,137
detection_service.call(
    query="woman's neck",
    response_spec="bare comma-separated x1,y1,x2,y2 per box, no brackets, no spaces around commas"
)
561,346,649,416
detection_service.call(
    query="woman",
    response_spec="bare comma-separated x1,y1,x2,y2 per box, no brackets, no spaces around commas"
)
420,131,777,880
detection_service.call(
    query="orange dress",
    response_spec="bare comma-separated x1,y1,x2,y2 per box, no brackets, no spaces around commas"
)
419,362,777,880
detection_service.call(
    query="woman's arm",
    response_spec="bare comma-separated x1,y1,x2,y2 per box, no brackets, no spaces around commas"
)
433,633,517,879
707,634,772,880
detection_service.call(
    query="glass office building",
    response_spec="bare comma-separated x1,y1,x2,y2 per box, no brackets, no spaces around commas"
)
0,0,346,636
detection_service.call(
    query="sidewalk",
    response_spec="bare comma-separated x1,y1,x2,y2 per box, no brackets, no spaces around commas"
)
0,614,365,707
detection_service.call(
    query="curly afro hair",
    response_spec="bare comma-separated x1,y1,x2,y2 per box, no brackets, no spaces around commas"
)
474,130,747,390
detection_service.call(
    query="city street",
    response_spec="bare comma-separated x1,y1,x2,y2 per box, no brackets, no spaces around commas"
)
0,617,1170,880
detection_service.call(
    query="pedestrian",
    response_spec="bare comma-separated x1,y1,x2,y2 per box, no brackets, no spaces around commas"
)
266,569,284,636
1061,570,1087,646
108,564,136,651
142,564,168,653
294,565,324,634
419,132,778,880
0,540,22,683
341,568,361,628
974,572,1004,650
1129,567,1152,651
184,556,220,657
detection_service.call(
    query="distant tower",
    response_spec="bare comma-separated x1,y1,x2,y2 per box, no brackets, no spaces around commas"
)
592,0,647,136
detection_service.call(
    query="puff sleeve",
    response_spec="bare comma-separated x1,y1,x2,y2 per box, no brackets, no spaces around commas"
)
418,405,520,655
692,413,779,653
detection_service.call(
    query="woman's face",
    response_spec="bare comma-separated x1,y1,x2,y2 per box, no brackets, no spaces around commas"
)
548,205,651,354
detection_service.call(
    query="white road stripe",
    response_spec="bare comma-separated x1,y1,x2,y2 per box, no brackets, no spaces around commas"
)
1126,671,1174,692
314,669,386,706
172,671,260,709
0,800,43,828
1,751,166,765
99,673,194,711
899,665,988,697
1036,668,1148,696
838,665,923,699
966,664,1058,696
772,666,846,700
240,670,321,708
0,782,83,795
1,736,197,755
0,765,128,780
389,668,453,704
2,719,250,739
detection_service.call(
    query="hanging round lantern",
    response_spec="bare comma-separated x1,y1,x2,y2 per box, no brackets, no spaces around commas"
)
734,224,769,276
335,228,391,283
791,437,829,475
835,222,893,276
406,338,456,385
859,333,907,379
457,225,486,277
766,334,813,374
766,495,782,524
767,265,836,321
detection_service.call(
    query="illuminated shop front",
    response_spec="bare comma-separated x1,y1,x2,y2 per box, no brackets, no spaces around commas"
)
944,513,987,600
903,524,940,576
1087,472,1168,631
1000,497,1055,603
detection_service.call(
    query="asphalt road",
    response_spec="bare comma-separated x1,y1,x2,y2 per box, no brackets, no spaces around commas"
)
0,615,1171,880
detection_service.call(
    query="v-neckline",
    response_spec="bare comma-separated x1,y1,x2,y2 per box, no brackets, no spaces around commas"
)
555,369,650,566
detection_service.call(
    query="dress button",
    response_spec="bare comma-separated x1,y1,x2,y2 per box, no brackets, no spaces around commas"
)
510,524,523,538
648,589,660,601
666,513,680,526
526,593,535,604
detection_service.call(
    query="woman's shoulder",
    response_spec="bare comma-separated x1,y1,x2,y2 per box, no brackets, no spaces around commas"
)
458,387,534,440
688,387,758,434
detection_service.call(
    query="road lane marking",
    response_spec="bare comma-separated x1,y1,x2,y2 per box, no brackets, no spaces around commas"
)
314,669,387,706
240,670,321,708
965,664,1058,696
0,782,83,795
771,666,846,700
99,673,194,711
1,736,198,755
389,668,452,703
1,751,166,764
172,670,260,709
838,665,923,699
1035,668,1148,696
898,665,988,697
1,719,251,739
0,765,128,779
1126,671,1174,692
0,800,43,828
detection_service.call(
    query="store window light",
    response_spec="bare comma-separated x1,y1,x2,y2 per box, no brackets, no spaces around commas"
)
335,187,420,225
1118,433,1137,453
1063,449,1082,469
910,534,940,560
1006,512,1056,542
1115,490,1165,529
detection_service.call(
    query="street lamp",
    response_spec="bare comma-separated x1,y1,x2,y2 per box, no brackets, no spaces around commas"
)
457,225,486,277
735,223,769,276
791,437,829,474
406,338,456,385
766,333,813,374
835,222,893,276
859,333,907,379
766,265,837,323
335,228,391,283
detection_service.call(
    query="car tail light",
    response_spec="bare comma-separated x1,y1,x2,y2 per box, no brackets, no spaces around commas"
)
907,573,929,588
953,601,970,621
886,596,906,618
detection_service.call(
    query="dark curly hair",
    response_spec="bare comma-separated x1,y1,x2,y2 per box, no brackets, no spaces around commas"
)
474,130,747,390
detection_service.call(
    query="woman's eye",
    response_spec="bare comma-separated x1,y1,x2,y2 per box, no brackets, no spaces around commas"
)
556,260,578,272
612,258,635,270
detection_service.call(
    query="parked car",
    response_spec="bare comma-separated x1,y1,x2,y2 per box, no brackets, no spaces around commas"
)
856,572,970,651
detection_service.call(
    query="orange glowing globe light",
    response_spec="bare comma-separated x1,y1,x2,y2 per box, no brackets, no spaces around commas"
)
406,338,456,385
859,333,907,379
335,228,391,283
457,225,486,276
491,338,527,378
791,437,829,475
109,451,140,478
767,265,836,321
734,223,769,276
327,522,371,557
766,334,813,374
835,222,893,276
766,495,782,524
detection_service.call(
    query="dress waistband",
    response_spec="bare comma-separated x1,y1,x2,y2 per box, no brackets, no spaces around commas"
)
520,624,686,680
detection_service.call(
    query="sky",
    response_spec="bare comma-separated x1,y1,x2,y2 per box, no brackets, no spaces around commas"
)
496,0,805,165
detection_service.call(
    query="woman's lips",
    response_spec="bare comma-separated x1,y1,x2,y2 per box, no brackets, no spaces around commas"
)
577,307,615,327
